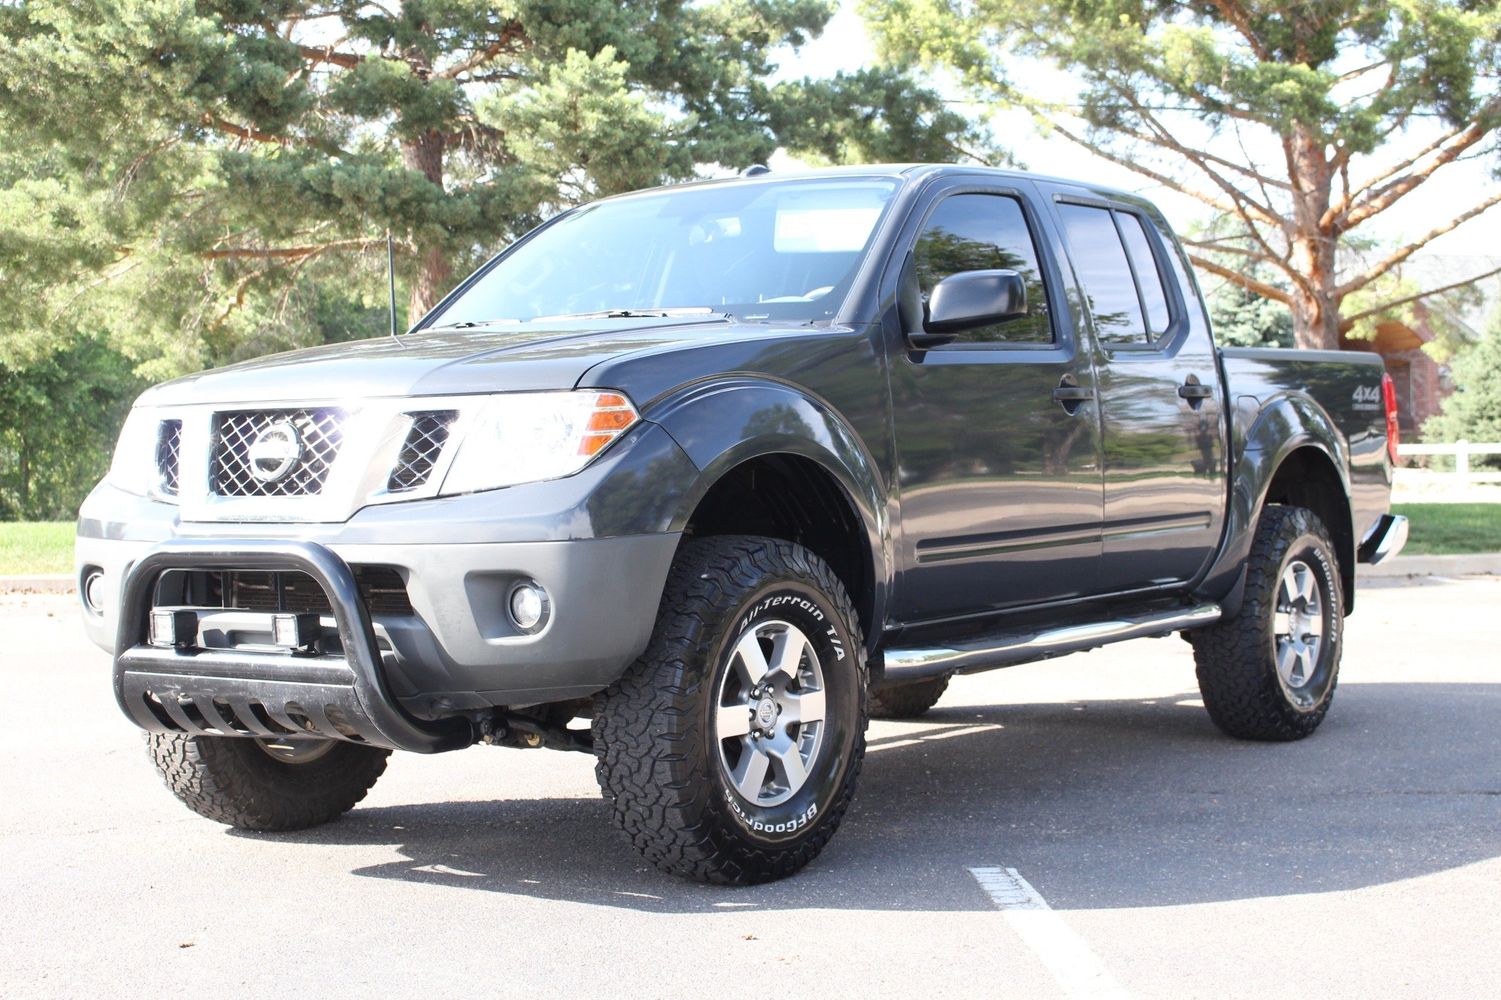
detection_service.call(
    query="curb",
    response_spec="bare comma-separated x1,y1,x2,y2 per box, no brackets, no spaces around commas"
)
0,574,73,595
1357,553,1501,580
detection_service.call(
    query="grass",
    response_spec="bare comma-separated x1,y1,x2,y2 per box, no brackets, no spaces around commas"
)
1391,503,1501,556
0,521,74,575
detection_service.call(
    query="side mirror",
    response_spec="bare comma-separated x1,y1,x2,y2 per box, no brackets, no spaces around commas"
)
909,269,1027,348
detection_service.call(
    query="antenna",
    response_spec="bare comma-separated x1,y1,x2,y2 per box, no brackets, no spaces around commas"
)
386,228,399,342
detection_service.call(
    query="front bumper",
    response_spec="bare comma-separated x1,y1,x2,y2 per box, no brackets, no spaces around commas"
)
79,484,682,737
114,540,473,752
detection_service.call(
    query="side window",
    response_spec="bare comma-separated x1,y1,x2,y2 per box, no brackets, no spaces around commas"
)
912,193,1053,345
1057,203,1147,344
1117,214,1171,337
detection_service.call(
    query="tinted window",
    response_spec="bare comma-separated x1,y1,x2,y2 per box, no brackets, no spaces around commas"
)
1118,213,1171,336
429,179,898,326
912,193,1052,344
1057,203,1146,344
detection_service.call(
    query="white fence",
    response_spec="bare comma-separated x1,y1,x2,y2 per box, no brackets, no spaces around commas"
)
1397,441,1501,487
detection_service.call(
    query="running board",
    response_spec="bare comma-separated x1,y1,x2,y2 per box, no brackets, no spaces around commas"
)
880,603,1222,684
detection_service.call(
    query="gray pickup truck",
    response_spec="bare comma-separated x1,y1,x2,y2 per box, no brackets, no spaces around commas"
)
77,164,1407,884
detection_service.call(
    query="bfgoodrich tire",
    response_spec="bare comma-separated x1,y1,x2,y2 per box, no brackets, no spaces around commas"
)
1190,505,1344,741
146,732,390,831
869,669,950,719
593,535,868,884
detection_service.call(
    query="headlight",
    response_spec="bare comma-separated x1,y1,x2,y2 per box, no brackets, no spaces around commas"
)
439,390,639,495
106,408,161,497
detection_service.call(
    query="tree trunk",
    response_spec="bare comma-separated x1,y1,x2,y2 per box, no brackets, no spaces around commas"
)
400,130,451,322
1289,289,1343,352
1286,127,1342,351
18,433,30,516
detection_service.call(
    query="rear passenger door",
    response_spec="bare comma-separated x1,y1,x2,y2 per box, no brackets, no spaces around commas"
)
885,180,1105,623
1051,195,1227,592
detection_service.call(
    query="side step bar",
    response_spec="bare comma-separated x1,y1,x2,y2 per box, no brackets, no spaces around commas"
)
881,603,1222,684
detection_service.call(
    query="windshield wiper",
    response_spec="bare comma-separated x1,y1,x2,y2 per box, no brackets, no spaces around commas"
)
531,307,718,321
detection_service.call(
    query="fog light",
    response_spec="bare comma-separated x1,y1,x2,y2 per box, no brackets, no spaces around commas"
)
272,612,322,650
149,609,198,648
508,581,550,633
82,569,106,616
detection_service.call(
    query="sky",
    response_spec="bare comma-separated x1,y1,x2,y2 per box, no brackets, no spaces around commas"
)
770,3,1500,262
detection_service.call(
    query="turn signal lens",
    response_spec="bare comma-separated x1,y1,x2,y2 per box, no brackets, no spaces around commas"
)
579,393,640,457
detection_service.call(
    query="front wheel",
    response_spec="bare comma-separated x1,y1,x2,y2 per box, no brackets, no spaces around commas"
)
593,535,867,884
1190,505,1344,741
146,732,390,830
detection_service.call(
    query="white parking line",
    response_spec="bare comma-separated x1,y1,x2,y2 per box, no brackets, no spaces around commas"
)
969,866,1134,1000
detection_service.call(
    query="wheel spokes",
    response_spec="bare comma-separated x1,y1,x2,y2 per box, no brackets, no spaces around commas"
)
769,737,808,792
715,616,828,808
730,741,772,799
781,687,825,725
716,702,753,739
767,626,811,683
732,631,771,687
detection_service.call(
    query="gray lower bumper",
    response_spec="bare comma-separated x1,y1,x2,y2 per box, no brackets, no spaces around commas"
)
79,494,682,718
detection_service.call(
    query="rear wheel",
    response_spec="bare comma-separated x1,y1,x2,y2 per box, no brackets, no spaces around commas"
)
593,535,867,884
1190,505,1343,741
146,732,390,830
869,670,950,719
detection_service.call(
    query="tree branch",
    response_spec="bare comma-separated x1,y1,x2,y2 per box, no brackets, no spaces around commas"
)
202,114,294,147
1338,101,1501,230
202,237,404,261
1188,254,1294,305
1203,0,1270,61
1339,262,1501,332
297,44,362,69
1336,189,1501,297
439,21,526,79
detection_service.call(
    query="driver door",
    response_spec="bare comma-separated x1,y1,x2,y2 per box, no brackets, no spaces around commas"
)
886,182,1105,624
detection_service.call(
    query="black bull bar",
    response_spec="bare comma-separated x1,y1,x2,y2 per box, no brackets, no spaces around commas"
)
113,539,471,753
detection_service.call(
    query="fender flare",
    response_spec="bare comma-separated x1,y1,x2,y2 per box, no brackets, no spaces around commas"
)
650,377,893,644
1198,391,1354,612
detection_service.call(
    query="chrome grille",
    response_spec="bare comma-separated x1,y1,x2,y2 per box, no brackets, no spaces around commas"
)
387,411,457,493
212,408,344,497
156,419,182,497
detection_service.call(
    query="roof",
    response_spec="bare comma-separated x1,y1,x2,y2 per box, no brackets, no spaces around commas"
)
603,162,1154,210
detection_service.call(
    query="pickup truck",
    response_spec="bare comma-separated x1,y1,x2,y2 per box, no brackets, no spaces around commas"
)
76,164,1408,884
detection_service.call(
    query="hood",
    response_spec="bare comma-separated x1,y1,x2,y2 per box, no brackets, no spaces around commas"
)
137,316,768,406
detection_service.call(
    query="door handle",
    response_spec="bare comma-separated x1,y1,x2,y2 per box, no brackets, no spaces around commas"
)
1052,374,1094,414
1178,375,1213,408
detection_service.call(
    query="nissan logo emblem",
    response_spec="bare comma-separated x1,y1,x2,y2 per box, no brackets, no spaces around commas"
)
247,421,303,483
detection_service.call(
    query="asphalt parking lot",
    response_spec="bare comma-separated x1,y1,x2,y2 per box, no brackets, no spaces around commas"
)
2,575,1498,999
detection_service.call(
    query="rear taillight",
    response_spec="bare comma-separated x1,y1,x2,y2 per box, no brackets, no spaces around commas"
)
1381,372,1400,464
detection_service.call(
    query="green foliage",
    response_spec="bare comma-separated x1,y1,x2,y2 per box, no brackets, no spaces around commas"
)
0,0,987,379
1424,316,1501,465
0,335,143,520
766,68,997,166
1207,278,1295,349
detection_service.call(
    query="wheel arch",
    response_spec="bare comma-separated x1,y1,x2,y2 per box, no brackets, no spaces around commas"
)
651,378,891,648
1198,391,1358,615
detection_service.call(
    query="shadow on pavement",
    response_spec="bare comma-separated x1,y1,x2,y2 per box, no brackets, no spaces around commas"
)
244,680,1501,913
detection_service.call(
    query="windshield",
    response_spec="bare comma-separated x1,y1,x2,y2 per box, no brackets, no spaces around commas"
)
428,178,900,326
